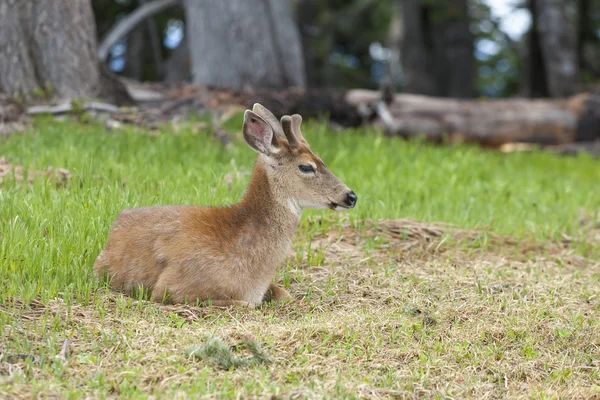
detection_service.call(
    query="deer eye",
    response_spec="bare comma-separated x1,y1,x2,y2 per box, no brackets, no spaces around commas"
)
298,164,315,173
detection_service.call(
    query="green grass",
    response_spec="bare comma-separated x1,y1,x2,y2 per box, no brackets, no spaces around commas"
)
1,117,599,399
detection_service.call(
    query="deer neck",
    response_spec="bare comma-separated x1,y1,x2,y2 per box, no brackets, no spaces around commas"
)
235,155,301,238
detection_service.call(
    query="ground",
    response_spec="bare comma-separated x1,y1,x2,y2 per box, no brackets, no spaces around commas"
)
1,117,599,399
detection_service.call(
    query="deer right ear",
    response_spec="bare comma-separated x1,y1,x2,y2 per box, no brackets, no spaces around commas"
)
243,110,275,155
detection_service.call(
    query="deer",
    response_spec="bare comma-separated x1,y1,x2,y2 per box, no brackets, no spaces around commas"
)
93,103,357,307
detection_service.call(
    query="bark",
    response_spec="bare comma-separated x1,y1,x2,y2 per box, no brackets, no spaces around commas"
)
431,0,474,98
138,0,165,79
577,0,590,71
386,0,403,88
577,0,600,75
0,0,100,101
527,0,550,97
398,0,474,98
535,0,579,97
183,0,306,90
399,0,437,95
296,0,321,86
123,25,145,80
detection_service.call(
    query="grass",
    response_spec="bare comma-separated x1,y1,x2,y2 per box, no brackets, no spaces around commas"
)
1,116,599,399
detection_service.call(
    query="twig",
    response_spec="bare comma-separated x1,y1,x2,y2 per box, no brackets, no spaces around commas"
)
27,102,124,115
56,339,71,362
375,100,398,133
27,103,72,115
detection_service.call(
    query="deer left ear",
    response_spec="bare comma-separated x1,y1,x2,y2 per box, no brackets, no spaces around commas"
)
243,110,275,155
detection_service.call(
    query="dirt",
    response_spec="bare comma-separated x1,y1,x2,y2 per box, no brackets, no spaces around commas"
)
0,157,70,185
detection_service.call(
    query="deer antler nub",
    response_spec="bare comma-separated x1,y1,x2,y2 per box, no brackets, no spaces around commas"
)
280,115,299,148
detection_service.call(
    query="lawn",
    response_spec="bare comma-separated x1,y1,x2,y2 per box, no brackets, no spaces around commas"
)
1,116,599,399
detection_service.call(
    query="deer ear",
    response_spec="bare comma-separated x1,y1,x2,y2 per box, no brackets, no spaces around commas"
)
243,110,275,155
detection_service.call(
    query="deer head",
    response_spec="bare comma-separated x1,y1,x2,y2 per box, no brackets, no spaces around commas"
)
243,103,357,214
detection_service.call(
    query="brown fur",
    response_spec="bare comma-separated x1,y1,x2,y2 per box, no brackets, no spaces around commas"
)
94,104,356,307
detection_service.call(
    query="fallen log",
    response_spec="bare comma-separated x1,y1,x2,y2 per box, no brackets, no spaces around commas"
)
500,141,600,158
14,78,591,150
372,92,600,146
133,83,599,147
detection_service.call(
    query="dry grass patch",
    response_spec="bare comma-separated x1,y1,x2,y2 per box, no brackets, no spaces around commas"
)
0,156,70,185
1,219,599,399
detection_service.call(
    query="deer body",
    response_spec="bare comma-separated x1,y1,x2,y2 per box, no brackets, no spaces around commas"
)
94,104,356,306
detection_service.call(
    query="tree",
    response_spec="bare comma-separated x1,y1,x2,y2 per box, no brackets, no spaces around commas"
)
0,0,106,101
94,0,184,82
183,0,306,90
296,0,393,89
576,0,600,83
398,0,474,98
397,0,437,95
534,0,579,97
525,0,581,98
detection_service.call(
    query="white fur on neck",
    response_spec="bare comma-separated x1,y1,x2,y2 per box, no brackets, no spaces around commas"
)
287,199,303,217
298,199,329,210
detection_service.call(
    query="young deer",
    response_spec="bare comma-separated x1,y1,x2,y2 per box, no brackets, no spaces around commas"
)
93,104,357,307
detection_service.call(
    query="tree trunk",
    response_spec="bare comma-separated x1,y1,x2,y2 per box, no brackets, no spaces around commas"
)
431,0,474,98
123,25,145,81
577,0,600,77
297,0,322,87
526,0,550,97
535,0,579,97
0,0,101,101
398,0,474,98
164,37,191,83
577,0,590,71
183,0,306,90
386,0,404,89
138,0,165,80
399,0,437,95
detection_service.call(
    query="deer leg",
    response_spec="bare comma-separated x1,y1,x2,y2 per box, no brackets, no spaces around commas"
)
263,283,292,303
151,283,172,304
153,273,253,308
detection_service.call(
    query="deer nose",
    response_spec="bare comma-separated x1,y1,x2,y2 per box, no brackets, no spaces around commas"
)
345,191,357,208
